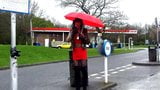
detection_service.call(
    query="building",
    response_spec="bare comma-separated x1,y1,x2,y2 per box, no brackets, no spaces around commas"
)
32,27,98,46
32,27,137,46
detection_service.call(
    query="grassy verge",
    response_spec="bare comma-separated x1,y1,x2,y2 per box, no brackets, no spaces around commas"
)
133,45,148,48
0,45,143,68
112,48,141,55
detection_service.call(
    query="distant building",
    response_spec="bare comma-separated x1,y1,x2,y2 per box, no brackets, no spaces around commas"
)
32,27,137,46
32,27,97,46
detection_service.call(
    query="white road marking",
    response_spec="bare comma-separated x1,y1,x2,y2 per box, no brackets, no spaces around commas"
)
100,71,104,74
120,64,131,67
126,66,136,70
90,73,98,77
89,64,137,79
115,67,122,69
109,69,115,72
110,71,118,74
101,74,110,77
95,77,102,79
118,69,126,72
108,64,132,72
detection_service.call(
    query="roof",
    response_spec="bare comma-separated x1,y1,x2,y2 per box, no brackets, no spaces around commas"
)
32,27,137,34
32,27,70,32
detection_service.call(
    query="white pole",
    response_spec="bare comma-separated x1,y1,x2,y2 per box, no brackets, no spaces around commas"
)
128,38,130,49
30,18,34,46
155,17,159,61
62,32,64,42
104,56,108,83
123,34,125,48
10,13,18,90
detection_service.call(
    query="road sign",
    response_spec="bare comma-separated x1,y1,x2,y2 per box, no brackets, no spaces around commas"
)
0,0,30,14
99,40,111,83
101,40,112,57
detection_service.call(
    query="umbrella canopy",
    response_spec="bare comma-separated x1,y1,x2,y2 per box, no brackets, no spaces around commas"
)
64,12,104,28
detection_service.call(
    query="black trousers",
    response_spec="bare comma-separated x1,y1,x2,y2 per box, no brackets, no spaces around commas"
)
74,60,88,88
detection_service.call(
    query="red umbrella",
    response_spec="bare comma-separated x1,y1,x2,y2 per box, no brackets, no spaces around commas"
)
64,12,104,28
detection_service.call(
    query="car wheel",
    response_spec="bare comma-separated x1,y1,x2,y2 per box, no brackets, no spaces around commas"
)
58,46,61,49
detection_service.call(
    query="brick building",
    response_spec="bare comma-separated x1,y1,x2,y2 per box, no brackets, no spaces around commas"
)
32,28,97,46
32,27,137,47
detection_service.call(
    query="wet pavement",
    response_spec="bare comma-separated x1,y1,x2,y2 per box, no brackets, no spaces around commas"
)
110,48,160,90
0,49,160,90
111,72,160,90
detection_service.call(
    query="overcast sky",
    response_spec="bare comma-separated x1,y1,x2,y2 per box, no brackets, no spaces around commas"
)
33,0,160,26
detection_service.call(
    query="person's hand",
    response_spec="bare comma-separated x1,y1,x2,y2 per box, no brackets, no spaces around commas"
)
79,33,85,39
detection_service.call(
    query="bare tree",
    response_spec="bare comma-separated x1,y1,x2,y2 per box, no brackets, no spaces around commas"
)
57,0,127,26
30,1,39,16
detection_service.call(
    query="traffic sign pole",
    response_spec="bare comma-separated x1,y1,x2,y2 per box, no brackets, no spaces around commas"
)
0,1,30,90
104,56,108,83
100,40,111,83
10,13,18,90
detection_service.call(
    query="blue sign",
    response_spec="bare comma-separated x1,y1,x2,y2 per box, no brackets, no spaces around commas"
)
100,40,111,57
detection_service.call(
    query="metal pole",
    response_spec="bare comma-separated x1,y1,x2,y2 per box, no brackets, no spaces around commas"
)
145,28,147,45
157,26,159,62
10,13,18,90
30,18,34,46
128,38,130,49
62,32,64,42
158,27,160,62
155,17,159,61
104,56,108,83
123,34,125,48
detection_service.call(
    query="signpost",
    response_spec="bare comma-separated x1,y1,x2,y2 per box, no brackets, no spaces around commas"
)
155,17,160,62
100,40,112,83
0,0,30,90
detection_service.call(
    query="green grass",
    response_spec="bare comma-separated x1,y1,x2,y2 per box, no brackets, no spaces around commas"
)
112,48,140,55
133,45,148,48
0,45,143,68
0,45,10,68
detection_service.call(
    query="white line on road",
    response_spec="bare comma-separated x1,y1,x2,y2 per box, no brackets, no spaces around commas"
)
95,77,102,79
90,73,98,77
110,71,118,74
100,71,104,74
89,64,137,79
118,69,125,72
108,64,132,72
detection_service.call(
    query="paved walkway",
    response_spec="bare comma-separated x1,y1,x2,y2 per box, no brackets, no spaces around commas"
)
1,49,160,90
111,72,160,90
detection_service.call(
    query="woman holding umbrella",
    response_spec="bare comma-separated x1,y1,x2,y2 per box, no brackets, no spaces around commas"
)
67,18,90,90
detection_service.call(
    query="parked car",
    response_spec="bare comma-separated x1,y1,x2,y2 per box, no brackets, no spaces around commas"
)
51,41,71,49
57,43,71,49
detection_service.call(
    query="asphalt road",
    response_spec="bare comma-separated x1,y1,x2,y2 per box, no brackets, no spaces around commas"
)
0,48,160,90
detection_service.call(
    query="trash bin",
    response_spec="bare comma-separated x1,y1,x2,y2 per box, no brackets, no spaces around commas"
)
69,50,88,87
111,45,114,53
148,46,157,62
33,42,40,46
117,43,123,48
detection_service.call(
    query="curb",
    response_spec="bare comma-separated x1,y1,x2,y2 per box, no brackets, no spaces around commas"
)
100,82,117,90
0,49,145,70
0,56,103,70
132,61,160,66
0,60,69,70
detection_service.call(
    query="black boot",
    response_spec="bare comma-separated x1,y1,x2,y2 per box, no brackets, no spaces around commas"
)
76,87,80,90
83,86,87,90
81,67,88,87
74,66,81,90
